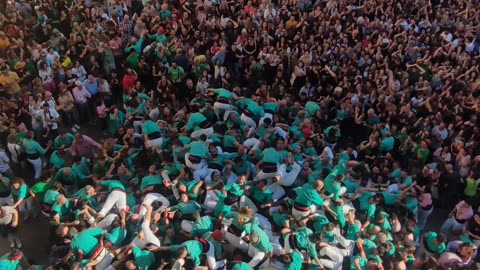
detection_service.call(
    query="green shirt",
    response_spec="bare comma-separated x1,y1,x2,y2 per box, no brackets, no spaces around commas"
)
188,141,209,158
424,231,445,254
163,162,184,177
250,224,273,252
287,251,303,270
346,223,360,241
167,66,184,81
191,216,215,237
305,101,320,117
12,184,28,199
260,147,280,164
22,138,46,155
50,151,65,169
54,133,75,149
382,192,399,206
43,189,59,205
295,227,318,259
105,227,126,247
186,113,208,132
99,180,125,192
132,246,155,270
51,200,70,218
295,184,324,208
358,193,376,219
171,201,201,215
70,228,103,256
232,262,253,270
379,136,395,152
140,175,162,192
141,120,161,135
213,88,232,100
169,240,203,266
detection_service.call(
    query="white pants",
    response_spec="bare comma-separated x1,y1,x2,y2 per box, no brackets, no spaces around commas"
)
27,158,42,180
241,113,257,138
99,190,127,217
185,153,207,179
214,102,232,119
132,221,161,248
206,241,226,270
319,246,347,270
0,194,13,206
276,163,301,187
191,127,214,139
243,138,261,153
147,137,163,152
94,249,114,270
181,220,194,233
202,190,219,210
267,182,286,201
254,168,278,182
247,243,267,268
240,195,258,213
91,214,119,230
222,226,248,252
18,197,33,216
292,205,316,221
139,193,170,218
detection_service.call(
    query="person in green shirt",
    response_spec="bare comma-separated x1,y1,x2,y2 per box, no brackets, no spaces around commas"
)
49,149,66,170
126,49,140,72
232,262,253,270
246,223,273,268
421,231,447,257
0,249,23,270
95,180,127,226
11,177,34,219
379,132,395,154
167,62,185,84
51,194,71,221
22,131,52,180
53,132,75,149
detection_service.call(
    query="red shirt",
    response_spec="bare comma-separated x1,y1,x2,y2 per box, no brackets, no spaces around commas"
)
122,74,137,93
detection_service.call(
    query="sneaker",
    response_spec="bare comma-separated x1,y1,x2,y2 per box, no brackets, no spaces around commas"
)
74,124,80,129
15,240,22,249
171,259,185,270
71,127,78,133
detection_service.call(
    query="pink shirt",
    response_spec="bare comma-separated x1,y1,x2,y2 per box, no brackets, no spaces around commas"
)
455,201,474,221
72,86,91,104
71,135,102,158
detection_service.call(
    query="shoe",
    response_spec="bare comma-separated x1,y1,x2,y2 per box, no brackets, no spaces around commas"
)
74,124,80,129
9,242,14,248
15,240,22,249
71,127,78,133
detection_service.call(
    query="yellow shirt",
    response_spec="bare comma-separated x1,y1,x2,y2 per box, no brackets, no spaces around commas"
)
0,72,21,95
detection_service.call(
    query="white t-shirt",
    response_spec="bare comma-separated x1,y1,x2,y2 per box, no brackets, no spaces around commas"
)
36,108,60,130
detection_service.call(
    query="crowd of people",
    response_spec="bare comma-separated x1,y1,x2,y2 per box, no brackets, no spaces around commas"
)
0,0,479,269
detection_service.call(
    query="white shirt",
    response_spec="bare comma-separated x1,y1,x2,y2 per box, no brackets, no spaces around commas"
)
36,108,60,130
7,143,21,164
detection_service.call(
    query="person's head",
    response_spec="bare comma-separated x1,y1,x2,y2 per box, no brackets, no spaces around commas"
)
176,247,188,259
56,194,67,206
434,233,447,246
74,133,83,143
179,193,189,203
11,177,24,189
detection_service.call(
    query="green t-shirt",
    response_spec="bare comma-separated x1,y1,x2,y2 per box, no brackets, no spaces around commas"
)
171,201,201,215
99,180,125,192
141,120,161,135
140,175,162,192
54,133,75,149
424,231,445,254
50,151,65,170
169,240,203,266
12,184,29,199
132,246,155,270
295,227,317,259
70,228,103,255
191,216,215,237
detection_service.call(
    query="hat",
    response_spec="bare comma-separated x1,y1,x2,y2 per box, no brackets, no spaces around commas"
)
75,80,82,86
302,128,313,138
212,230,223,240
334,87,343,94
14,61,25,70
157,27,165,34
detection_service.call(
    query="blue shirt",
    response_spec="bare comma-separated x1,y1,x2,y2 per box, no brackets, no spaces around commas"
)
83,80,99,95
